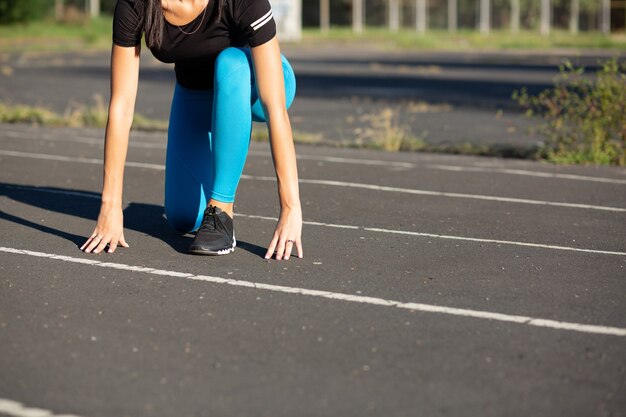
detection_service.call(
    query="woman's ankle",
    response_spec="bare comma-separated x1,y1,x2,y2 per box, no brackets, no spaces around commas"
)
208,199,234,217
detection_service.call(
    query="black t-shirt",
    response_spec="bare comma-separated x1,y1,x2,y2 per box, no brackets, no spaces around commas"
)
113,0,277,89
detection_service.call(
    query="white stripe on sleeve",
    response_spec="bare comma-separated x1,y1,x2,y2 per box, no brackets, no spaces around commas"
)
251,9,273,31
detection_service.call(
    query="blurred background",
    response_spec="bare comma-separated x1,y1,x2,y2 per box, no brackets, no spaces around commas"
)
1,0,625,165
2,0,624,33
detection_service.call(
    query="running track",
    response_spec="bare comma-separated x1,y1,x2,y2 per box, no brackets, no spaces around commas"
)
0,124,625,417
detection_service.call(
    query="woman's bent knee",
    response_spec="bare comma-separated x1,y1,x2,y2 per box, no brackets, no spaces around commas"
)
215,48,251,86
282,56,296,108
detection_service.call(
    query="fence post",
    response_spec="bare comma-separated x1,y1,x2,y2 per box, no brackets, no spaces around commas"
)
448,0,457,33
353,0,364,33
479,0,490,34
415,0,426,34
540,0,550,36
320,0,330,32
89,0,100,18
273,0,302,41
511,0,520,33
569,0,579,34
600,0,610,34
389,0,400,32
55,0,64,21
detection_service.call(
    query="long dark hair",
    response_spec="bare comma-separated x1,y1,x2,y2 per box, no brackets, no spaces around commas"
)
141,0,224,49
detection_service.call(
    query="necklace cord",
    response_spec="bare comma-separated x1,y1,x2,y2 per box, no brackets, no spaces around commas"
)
173,0,208,36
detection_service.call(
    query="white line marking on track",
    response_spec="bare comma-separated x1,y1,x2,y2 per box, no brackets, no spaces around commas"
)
0,149,165,170
2,131,415,168
363,227,626,256
261,152,415,169
6,130,626,182
1,246,625,337
240,175,626,213
428,164,626,185
3,150,623,213
238,214,626,256
3,129,167,149
0,398,83,417
240,213,360,230
2,184,624,256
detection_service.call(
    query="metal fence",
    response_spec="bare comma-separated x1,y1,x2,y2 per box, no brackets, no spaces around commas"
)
304,0,625,33
52,0,626,34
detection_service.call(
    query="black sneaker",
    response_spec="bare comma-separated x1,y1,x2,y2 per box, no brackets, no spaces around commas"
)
188,205,236,255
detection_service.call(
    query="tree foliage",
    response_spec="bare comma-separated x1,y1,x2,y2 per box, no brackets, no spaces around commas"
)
0,0,53,24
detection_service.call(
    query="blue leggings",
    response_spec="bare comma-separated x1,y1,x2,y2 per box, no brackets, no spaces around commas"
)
164,47,296,233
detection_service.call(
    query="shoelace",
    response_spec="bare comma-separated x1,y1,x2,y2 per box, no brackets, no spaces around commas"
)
199,207,218,232
199,206,228,234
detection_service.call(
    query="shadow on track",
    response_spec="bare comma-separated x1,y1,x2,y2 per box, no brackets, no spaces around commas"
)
0,183,267,258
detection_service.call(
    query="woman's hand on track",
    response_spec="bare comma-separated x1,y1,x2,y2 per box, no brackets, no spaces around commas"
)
265,206,303,260
80,204,129,254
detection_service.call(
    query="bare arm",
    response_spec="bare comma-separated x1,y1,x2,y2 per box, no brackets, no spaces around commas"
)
251,37,303,260
81,44,141,253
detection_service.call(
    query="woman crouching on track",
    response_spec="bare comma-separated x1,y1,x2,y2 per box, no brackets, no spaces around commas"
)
81,0,302,260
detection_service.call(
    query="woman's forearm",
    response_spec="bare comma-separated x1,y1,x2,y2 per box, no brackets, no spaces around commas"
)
100,44,140,207
101,108,133,206
267,107,300,210
249,39,300,211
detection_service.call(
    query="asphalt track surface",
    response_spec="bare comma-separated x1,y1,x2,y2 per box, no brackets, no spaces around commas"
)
1,122,625,417
4,47,623,151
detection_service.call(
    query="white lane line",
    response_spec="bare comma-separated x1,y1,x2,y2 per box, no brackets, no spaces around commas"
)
240,213,626,256
2,132,415,168
2,184,625,256
240,175,626,213
1,246,625,337
0,149,165,170
5,131,626,183
3,149,623,213
252,151,416,169
240,213,360,231
428,164,626,185
0,398,83,417
3,129,167,149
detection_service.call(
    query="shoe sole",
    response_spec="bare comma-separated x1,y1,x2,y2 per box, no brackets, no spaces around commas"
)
189,237,237,256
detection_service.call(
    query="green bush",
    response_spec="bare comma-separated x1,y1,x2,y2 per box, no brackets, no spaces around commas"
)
514,58,626,166
0,0,53,24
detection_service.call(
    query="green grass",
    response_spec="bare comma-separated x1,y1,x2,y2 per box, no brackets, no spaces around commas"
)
0,100,541,160
301,27,626,51
0,16,113,52
0,100,167,131
1,17,625,52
